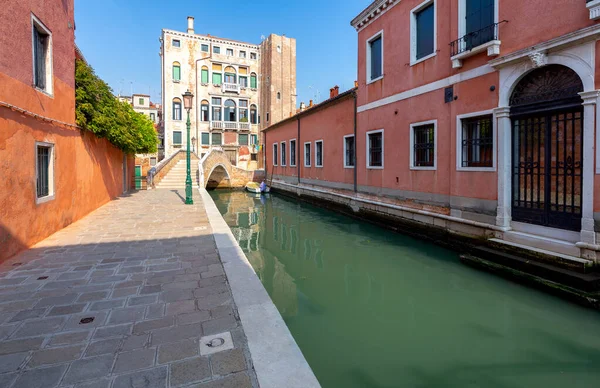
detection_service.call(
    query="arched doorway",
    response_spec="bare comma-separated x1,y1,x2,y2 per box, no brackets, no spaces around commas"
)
510,65,584,231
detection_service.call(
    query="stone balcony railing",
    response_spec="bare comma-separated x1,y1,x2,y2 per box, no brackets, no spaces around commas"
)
587,0,600,20
209,121,254,131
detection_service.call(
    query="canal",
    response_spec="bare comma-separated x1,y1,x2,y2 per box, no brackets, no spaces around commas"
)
209,190,600,388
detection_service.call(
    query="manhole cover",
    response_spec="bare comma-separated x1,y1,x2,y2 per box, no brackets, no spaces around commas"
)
200,332,234,356
206,338,225,348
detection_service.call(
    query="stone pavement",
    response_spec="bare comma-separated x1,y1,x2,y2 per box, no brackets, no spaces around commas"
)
0,190,258,388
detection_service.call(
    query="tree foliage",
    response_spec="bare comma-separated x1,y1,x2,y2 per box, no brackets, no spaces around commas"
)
75,59,157,154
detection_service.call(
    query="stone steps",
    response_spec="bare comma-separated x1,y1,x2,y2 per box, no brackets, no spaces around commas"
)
156,159,201,189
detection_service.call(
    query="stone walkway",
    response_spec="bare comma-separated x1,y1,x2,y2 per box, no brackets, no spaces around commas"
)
0,190,257,388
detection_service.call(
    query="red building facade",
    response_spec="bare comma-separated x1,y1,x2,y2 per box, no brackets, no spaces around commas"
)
265,0,600,263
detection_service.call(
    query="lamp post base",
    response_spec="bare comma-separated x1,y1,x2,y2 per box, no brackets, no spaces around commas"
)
185,180,194,205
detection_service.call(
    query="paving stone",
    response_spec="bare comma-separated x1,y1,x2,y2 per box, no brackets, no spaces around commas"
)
193,283,229,298
89,269,116,277
158,338,198,364
0,351,28,373
0,323,18,339
48,303,87,316
202,316,238,336
113,348,156,373
85,338,122,357
170,356,211,387
117,266,144,274
35,293,78,308
63,311,109,330
0,299,37,312
107,306,146,325
114,280,143,289
151,323,203,346
0,373,17,388
145,303,165,319
198,276,226,288
89,299,126,311
0,337,44,355
93,323,132,339
193,372,252,388
62,354,115,384
77,291,109,302
161,289,194,303
57,272,89,280
121,334,148,351
49,330,90,346
89,275,128,284
13,364,68,388
112,365,167,388
13,316,66,338
166,300,196,316
177,311,211,325
210,306,234,320
139,284,162,295
43,279,87,289
128,295,158,306
163,281,199,290
196,293,232,311
74,379,111,388
210,348,247,376
73,265,93,271
28,344,85,367
133,316,174,334
111,287,138,298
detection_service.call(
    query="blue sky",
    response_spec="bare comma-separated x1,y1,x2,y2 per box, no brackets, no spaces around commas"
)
74,0,367,107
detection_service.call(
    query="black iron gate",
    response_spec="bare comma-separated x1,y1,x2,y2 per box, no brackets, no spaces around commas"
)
511,108,583,231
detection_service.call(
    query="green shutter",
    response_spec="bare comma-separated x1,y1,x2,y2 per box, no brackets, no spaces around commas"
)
212,133,222,145
173,66,180,81
250,75,257,89
212,73,222,85
201,69,209,84
201,133,210,145
239,134,249,145
251,134,258,145
173,131,182,145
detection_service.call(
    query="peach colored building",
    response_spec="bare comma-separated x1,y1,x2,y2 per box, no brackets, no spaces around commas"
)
0,0,133,262
266,0,600,266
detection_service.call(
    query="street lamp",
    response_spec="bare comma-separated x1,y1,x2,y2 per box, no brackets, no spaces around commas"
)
191,136,196,153
182,90,194,205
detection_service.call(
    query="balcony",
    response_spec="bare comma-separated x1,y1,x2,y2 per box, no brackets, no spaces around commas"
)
211,121,239,130
587,0,600,20
450,21,507,69
221,83,240,94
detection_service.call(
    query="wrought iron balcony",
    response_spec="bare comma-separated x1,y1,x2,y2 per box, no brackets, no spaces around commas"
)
221,83,240,94
450,21,507,57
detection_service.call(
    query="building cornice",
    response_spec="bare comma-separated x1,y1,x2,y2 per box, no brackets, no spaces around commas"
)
162,29,260,50
350,0,401,32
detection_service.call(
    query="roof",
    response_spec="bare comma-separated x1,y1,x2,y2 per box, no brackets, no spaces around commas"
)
263,88,357,132
350,0,400,31
132,93,151,97
75,45,88,64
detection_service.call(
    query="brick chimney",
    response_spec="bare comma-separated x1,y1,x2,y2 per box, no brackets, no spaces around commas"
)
354,80,358,88
309,100,314,108
187,16,195,34
329,86,340,99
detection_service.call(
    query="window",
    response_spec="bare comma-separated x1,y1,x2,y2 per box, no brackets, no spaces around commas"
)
201,66,209,84
239,76,248,88
464,0,495,49
32,16,52,93
224,99,236,122
410,121,436,169
212,133,222,145
212,64,222,85
281,142,287,166
201,132,210,145
367,130,383,168
250,105,258,124
172,98,182,120
367,31,383,83
240,51,246,58
250,73,257,89
172,39,181,48
315,140,323,167
139,98,144,105
304,142,311,167
201,44,209,52
150,157,157,166
239,134,249,145
251,153,258,161
201,100,209,122
411,0,435,63
213,46,221,54
173,131,182,145
212,97,222,121
36,142,54,202
224,66,236,84
266,112,270,122
277,92,281,100
251,134,258,145
226,48,234,56
290,139,296,166
250,52,257,60
150,113,156,121
273,143,278,166
344,135,355,168
172,62,181,82
277,45,281,53
239,100,248,122
459,113,494,169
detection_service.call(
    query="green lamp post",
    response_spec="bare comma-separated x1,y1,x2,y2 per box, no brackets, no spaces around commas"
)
182,89,194,205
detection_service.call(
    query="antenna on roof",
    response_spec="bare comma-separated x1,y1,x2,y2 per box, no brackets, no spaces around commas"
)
260,35,266,41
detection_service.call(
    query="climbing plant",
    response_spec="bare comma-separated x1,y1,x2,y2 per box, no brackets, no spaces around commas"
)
75,59,157,154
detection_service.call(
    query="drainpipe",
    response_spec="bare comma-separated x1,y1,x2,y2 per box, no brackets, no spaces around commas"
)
297,116,300,185
353,89,358,193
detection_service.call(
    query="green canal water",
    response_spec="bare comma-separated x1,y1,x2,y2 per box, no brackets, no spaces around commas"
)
209,190,600,388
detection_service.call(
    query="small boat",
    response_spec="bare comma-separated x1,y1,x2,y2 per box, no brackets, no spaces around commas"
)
245,182,270,193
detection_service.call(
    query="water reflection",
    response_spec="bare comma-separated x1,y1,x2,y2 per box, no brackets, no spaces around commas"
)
210,190,600,388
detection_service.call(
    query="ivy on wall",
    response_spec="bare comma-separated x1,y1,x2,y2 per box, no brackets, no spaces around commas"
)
75,59,157,154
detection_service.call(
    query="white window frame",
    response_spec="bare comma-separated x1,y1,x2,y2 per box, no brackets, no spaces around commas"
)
35,141,55,204
213,46,221,54
250,52,257,60
456,109,496,172
273,143,278,166
343,134,355,169
240,50,247,58
366,30,384,84
410,120,437,171
226,48,234,56
315,140,324,168
410,0,437,66
280,141,287,166
201,44,209,52
290,139,297,167
304,142,312,167
31,14,53,96
172,39,181,48
366,129,384,169
453,0,500,68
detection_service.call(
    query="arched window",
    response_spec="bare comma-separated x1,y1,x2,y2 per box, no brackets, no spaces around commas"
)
239,67,248,88
250,104,258,124
201,65,209,84
201,100,209,122
172,98,182,121
224,66,236,84
172,62,181,82
224,99,236,122
250,72,257,89
239,100,248,122
277,92,281,100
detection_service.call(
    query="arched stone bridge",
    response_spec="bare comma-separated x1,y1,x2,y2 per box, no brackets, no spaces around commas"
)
199,148,265,189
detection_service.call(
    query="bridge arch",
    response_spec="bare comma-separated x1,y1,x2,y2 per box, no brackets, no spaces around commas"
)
199,148,265,189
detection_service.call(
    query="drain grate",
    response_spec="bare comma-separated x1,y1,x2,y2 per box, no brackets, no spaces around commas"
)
200,332,233,356
79,317,95,324
37,276,49,280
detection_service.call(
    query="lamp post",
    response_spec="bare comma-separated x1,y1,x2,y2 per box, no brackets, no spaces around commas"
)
191,136,196,153
182,90,194,205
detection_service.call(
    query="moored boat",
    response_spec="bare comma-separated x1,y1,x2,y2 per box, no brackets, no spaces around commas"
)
245,182,270,193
